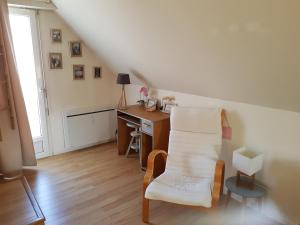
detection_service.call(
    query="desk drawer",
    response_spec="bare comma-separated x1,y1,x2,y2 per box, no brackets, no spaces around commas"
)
141,119,153,135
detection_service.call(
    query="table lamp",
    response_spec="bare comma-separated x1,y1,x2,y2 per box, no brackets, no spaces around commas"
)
232,147,264,189
117,73,130,109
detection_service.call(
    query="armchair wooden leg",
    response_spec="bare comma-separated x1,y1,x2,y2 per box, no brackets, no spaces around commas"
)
143,197,149,223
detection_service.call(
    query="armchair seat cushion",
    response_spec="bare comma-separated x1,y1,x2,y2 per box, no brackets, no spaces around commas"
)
145,172,213,208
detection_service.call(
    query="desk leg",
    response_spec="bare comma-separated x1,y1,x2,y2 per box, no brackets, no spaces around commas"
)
141,133,152,169
225,190,231,208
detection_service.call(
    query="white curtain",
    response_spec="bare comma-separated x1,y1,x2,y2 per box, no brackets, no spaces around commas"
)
0,0,36,179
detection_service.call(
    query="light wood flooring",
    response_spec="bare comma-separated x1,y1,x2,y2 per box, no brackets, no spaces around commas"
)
23,142,281,225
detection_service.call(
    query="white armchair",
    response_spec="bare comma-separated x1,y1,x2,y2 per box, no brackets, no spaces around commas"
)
143,107,225,223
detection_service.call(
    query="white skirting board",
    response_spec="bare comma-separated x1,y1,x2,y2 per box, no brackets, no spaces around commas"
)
62,106,117,151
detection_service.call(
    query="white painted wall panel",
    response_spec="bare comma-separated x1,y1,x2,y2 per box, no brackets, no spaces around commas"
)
33,10,117,155
63,108,116,150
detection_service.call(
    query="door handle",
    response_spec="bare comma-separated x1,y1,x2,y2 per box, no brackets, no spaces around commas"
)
39,88,49,116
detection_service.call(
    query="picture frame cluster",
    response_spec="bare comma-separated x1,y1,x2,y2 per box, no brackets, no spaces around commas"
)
161,96,177,114
49,29,102,80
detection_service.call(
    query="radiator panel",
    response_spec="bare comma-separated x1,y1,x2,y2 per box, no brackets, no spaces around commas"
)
63,107,116,149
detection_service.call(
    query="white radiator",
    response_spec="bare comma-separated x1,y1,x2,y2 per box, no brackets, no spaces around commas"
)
63,106,116,150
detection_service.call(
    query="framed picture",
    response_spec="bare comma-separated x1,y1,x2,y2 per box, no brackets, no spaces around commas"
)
162,102,177,114
50,29,62,42
94,67,102,79
145,98,157,112
70,41,82,57
49,53,62,69
73,65,85,80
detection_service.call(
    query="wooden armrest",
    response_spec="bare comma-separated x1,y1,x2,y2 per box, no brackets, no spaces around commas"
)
212,160,225,207
143,150,168,192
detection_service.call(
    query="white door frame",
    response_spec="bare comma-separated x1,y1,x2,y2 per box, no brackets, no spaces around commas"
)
9,8,51,159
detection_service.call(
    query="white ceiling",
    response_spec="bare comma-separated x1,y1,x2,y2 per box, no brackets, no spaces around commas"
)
52,0,300,112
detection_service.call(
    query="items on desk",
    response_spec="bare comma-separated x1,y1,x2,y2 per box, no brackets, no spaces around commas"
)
137,86,149,106
117,73,131,110
161,96,177,113
162,102,177,113
137,99,145,106
161,96,175,104
139,86,148,99
145,98,158,112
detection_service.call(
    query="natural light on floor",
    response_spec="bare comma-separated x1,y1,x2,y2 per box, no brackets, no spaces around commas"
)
9,14,41,139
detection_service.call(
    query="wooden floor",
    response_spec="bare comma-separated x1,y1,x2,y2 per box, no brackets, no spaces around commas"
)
24,142,280,225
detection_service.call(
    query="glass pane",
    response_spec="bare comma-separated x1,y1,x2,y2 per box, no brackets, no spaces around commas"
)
9,14,42,139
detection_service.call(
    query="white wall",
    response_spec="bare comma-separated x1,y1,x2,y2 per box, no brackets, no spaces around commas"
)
126,84,300,225
38,11,117,155
53,0,300,113
18,6,300,225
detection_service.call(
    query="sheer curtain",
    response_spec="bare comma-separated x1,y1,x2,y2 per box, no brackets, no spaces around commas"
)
0,0,36,179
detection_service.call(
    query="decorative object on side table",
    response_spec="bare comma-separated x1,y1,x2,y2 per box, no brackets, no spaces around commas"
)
50,29,62,43
49,53,62,69
117,73,130,109
145,98,157,112
232,147,264,189
70,41,82,57
73,65,85,80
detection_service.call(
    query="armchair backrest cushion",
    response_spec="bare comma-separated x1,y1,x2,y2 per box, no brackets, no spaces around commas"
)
171,107,222,134
166,107,222,178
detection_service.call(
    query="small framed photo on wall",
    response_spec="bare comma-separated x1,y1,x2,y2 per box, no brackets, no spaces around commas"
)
49,53,63,69
70,41,82,57
73,65,85,80
94,67,102,79
50,29,62,42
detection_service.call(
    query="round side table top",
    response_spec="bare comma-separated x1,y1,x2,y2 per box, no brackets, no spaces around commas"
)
225,176,267,198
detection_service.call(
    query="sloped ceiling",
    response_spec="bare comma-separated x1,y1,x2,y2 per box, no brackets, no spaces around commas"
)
52,0,300,112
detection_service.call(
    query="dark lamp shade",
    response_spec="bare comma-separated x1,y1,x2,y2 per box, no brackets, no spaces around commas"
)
117,73,130,84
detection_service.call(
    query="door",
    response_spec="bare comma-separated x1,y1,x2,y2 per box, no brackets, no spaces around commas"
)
9,8,50,158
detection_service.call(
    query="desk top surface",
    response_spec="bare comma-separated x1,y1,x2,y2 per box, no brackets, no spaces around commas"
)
117,105,170,122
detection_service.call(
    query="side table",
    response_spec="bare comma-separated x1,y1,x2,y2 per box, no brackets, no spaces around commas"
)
225,176,267,210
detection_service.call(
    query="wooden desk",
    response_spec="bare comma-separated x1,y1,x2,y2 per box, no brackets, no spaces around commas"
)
117,105,170,169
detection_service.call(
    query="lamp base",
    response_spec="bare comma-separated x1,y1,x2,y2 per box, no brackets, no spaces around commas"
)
118,85,128,110
236,171,255,190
